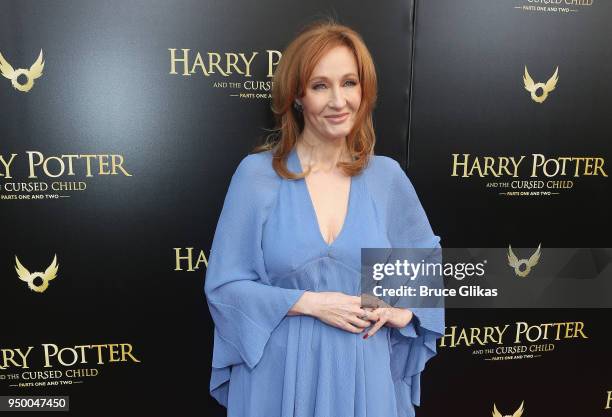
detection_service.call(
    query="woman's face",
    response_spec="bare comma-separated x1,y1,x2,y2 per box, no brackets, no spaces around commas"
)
299,45,362,142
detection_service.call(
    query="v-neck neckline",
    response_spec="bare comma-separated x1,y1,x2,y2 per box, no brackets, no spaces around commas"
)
290,147,354,249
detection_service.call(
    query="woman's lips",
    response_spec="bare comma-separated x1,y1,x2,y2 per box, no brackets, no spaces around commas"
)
325,113,349,123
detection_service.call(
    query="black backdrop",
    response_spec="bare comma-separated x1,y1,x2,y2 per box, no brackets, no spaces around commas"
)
409,1,611,416
0,0,610,416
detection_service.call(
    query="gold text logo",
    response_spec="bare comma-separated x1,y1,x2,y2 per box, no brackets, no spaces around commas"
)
168,49,281,78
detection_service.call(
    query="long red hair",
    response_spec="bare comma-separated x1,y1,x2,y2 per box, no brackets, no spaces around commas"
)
253,18,378,179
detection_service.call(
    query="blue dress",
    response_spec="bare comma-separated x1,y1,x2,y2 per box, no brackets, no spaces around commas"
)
204,147,444,417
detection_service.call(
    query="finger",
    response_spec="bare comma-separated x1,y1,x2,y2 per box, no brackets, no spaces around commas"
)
347,315,371,329
343,322,365,334
364,318,386,339
356,309,379,324
351,306,368,318
364,310,380,323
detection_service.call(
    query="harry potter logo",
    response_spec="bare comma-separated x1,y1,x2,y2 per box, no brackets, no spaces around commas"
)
168,49,281,78
508,244,541,277
523,66,558,103
493,401,524,417
0,50,44,92
439,321,587,348
15,254,59,293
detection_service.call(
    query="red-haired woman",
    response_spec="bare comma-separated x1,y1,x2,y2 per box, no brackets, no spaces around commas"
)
205,19,444,417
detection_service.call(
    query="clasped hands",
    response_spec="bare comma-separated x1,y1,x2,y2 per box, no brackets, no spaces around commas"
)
290,291,414,338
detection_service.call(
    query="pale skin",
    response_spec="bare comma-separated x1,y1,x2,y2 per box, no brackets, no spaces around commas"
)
286,45,413,338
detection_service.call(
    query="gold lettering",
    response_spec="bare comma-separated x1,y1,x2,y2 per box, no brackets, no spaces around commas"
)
120,343,141,363
239,52,258,77
111,154,132,176
108,344,120,362
594,158,608,177
42,344,59,368
467,157,483,177
175,247,195,271
208,52,228,76
574,321,588,339
509,156,525,177
483,157,499,177
438,326,456,347
0,153,17,178
98,155,111,175
90,344,107,364
267,50,282,77
498,157,511,176
27,151,44,178
531,154,546,177
494,324,510,343
63,154,79,175
14,347,33,369
573,157,586,177
225,53,242,75
1,347,33,369
79,154,98,177
190,52,210,76
196,249,209,269
168,48,191,76
451,154,469,177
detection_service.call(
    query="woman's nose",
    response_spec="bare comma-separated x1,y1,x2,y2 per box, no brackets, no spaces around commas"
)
328,86,347,108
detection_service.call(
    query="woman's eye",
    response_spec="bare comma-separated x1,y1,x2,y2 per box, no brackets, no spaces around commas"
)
312,80,358,90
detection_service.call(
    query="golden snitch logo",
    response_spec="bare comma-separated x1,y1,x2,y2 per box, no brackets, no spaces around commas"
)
523,66,558,103
15,254,59,293
492,401,524,417
0,49,45,92
508,244,541,277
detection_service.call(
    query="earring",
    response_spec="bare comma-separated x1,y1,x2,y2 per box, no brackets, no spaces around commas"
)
293,100,303,112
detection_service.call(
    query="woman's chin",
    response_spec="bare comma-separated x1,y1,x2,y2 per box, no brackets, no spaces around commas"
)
323,127,353,141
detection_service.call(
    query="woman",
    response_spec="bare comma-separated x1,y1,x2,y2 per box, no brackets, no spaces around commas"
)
204,19,444,417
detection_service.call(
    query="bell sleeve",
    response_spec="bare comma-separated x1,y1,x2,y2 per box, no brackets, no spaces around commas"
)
385,160,445,417
204,154,306,407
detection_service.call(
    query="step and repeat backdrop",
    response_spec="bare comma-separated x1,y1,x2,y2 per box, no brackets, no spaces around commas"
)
408,1,611,417
0,1,416,415
0,0,610,416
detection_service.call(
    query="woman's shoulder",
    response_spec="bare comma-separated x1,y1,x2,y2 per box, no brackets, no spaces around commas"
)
229,151,281,209
234,150,276,179
365,154,405,182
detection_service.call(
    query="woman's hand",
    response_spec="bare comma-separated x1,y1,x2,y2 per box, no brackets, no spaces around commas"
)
289,291,371,334
361,307,413,339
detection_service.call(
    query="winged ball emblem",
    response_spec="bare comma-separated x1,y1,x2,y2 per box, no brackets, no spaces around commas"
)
492,401,524,417
523,66,558,103
0,49,45,92
508,244,541,278
15,254,59,293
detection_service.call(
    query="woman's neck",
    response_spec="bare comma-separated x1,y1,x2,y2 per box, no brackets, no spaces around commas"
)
296,131,350,173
